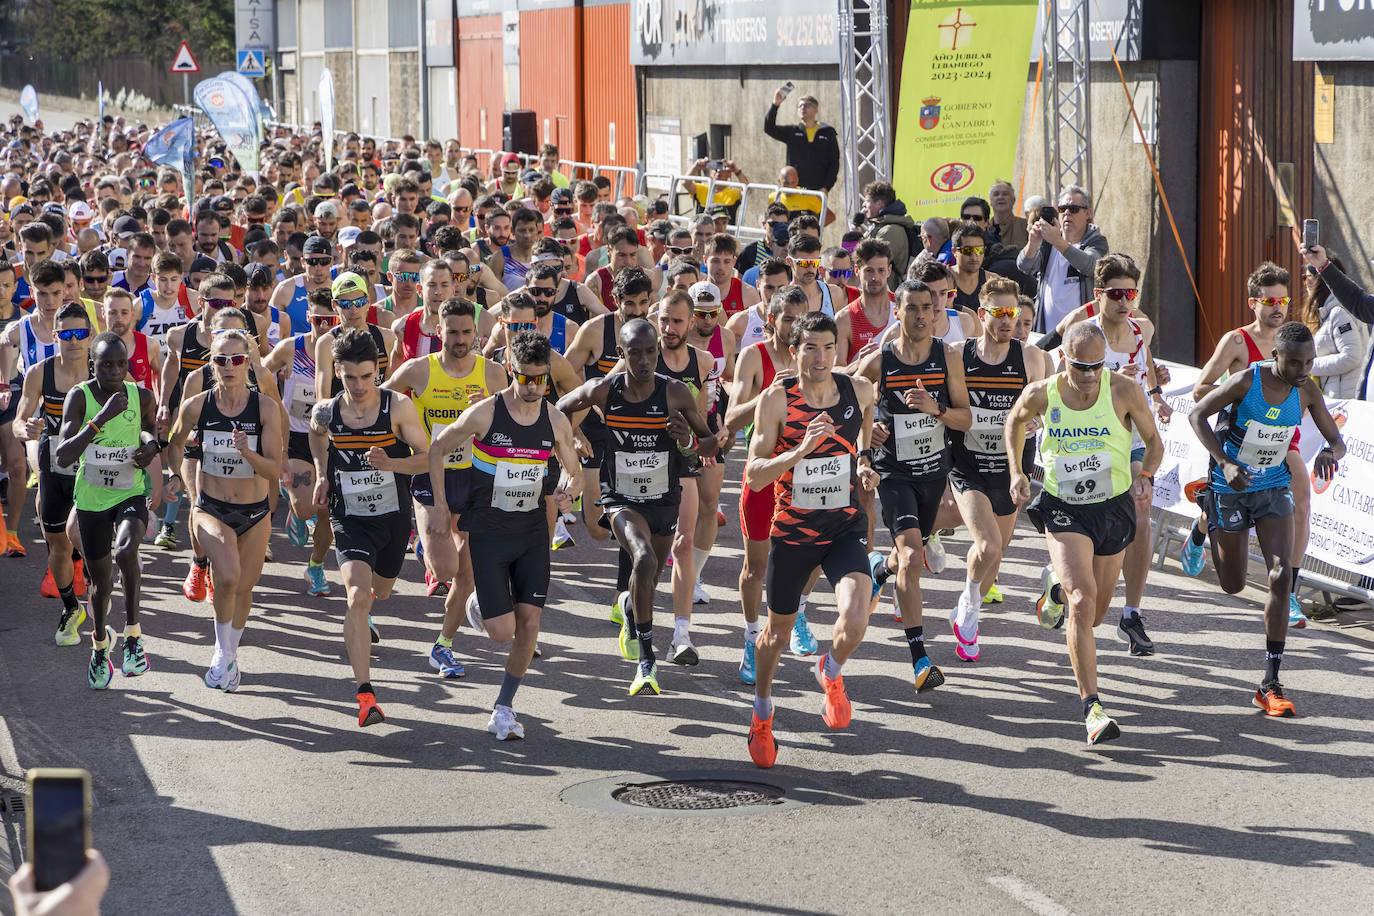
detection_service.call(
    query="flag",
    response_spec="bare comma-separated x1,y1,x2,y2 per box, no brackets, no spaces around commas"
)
194,76,260,174
142,117,197,212
19,85,38,123
319,69,336,172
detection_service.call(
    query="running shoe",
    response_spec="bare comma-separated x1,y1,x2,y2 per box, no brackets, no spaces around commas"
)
1118,614,1155,656
263,540,274,562
72,559,86,597
1253,681,1296,717
615,591,639,660
88,627,115,690
153,523,178,549
425,570,450,598
368,616,380,644
40,567,57,598
790,611,819,657
747,712,777,769
429,642,466,679
285,512,309,548
222,661,242,693
204,655,229,689
304,562,330,596
913,656,945,692
413,532,423,561
1183,478,1209,504
739,637,757,685
813,655,852,729
982,583,1004,605
466,592,485,635
693,579,710,605
488,704,525,740
949,597,981,662
121,634,149,677
560,510,577,525
1288,594,1307,629
716,506,727,527
868,550,888,601
357,691,385,727
183,564,209,602
609,592,625,626
552,517,575,550
1085,701,1121,745
924,532,947,574
5,531,26,558
1178,535,1206,577
629,660,660,696
1035,565,1065,630
669,641,699,666
54,603,87,647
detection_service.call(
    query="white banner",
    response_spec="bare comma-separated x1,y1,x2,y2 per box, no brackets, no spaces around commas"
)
319,69,335,172
1150,360,1208,520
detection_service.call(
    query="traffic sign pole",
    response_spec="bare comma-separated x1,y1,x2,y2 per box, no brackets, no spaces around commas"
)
183,73,189,107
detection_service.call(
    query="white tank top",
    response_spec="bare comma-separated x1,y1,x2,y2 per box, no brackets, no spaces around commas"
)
741,307,767,349
1093,314,1148,448
939,308,967,346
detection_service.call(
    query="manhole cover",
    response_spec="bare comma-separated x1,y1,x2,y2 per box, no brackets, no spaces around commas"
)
612,779,784,811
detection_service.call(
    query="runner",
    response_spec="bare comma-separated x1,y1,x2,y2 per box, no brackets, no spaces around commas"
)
725,258,793,351
787,235,843,317
314,272,396,397
168,328,284,692
135,252,191,354
424,331,583,739
701,234,759,317
835,239,895,364
1188,321,1344,717
744,312,877,769
54,333,160,689
102,288,161,393
383,298,505,676
944,278,1046,661
854,280,972,689
556,317,717,695
1006,321,1161,744
271,234,333,330
388,259,451,367
12,303,91,642
264,288,337,594
308,328,431,726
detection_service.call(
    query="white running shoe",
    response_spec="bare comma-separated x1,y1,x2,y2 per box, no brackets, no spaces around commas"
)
488,704,525,740
924,533,948,574
466,592,485,635
693,579,710,605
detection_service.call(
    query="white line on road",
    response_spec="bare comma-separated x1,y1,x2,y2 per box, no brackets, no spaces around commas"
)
987,876,1078,916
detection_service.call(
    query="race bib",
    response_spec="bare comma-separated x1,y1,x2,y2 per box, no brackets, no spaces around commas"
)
895,413,944,463
203,431,256,479
1054,452,1113,505
967,407,1007,454
82,444,135,490
492,461,544,512
339,468,400,516
1236,421,1294,469
288,385,316,422
429,421,468,469
794,454,851,510
615,450,669,500
48,442,77,477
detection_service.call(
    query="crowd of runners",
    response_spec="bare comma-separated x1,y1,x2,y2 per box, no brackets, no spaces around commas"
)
0,112,1346,764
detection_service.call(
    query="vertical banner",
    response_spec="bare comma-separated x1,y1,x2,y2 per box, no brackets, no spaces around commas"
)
893,1,1038,222
97,81,105,124
218,70,266,172
319,69,336,172
194,76,260,175
142,117,197,211
19,85,39,123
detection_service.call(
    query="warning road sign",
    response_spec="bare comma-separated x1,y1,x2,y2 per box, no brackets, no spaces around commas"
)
170,41,200,74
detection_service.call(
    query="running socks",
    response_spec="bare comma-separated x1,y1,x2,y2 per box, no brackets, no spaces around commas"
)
1121,605,1140,620
496,672,522,708
357,681,374,696
904,626,927,663
57,581,79,613
753,695,774,720
124,623,141,639
193,555,209,570
823,652,843,680
672,616,690,645
692,546,710,579
636,619,655,662
1264,640,1285,684
1189,524,1206,547
616,548,632,593
435,634,453,648
1082,693,1099,718
744,619,761,641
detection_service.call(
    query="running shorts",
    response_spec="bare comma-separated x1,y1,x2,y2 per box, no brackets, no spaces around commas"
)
196,493,270,538
1030,490,1135,557
331,510,411,579
877,475,945,541
412,467,472,514
470,532,551,617
37,464,76,534
765,527,871,616
739,481,776,542
950,464,1016,517
598,497,679,538
1208,487,1294,534
76,494,149,561
288,430,313,464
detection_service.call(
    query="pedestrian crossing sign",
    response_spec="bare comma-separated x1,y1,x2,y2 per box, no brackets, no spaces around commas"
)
237,49,266,78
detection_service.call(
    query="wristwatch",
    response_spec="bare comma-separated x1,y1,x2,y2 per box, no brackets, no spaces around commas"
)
1147,385,1163,397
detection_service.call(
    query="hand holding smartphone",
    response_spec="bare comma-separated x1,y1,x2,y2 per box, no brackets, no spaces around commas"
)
26,768,91,893
1302,218,1320,250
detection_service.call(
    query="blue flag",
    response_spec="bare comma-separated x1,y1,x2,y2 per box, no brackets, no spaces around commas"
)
194,77,260,173
142,117,195,167
19,85,38,123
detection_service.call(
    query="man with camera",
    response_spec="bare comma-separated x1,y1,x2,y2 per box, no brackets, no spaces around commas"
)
1016,186,1109,333
763,85,840,196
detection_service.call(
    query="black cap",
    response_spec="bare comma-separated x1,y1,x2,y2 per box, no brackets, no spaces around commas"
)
244,262,274,287
551,187,574,204
302,235,333,256
113,214,141,236
189,254,218,274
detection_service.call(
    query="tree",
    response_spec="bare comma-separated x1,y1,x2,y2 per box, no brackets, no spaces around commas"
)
20,0,234,66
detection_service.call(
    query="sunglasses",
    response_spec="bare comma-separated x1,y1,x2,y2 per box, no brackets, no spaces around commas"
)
82,274,109,284
667,246,693,255
794,258,821,270
553,207,574,216
513,371,549,386
1095,287,1139,302
337,296,368,310
957,246,986,256
983,306,1018,319
1057,204,1086,214
828,268,854,280
527,286,556,297
1067,359,1105,372
56,327,91,341
305,256,332,267
1251,296,1291,308
393,271,420,283
960,213,986,222
937,288,957,299
203,297,234,311
693,306,722,317
506,320,538,332
211,353,249,367
309,314,340,327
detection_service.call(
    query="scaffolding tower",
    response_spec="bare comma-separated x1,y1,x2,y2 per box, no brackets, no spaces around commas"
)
838,0,892,216
1042,0,1092,200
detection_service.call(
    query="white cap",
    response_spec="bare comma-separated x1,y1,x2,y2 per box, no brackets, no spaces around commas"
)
687,280,722,308
337,225,361,248
68,200,93,222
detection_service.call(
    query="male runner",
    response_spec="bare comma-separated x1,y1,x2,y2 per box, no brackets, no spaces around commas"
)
271,234,333,330
426,331,583,739
702,234,760,317
315,272,397,398
102,289,161,394
55,333,160,689
309,328,431,726
389,258,453,366
855,280,972,689
1188,322,1343,717
835,239,895,365
1006,322,1161,744
556,318,716,695
726,258,793,352
745,312,877,768
135,252,191,355
787,234,844,317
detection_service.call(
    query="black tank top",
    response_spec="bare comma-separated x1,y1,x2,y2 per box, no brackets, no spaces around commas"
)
196,388,264,480
601,373,680,506
38,356,78,475
328,324,390,395
952,270,987,312
552,281,589,325
769,373,864,545
951,337,1027,476
656,346,703,395
168,323,212,412
875,340,950,480
463,393,556,533
325,389,412,518
588,316,620,380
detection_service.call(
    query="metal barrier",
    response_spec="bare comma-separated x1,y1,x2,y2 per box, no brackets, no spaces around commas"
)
651,174,825,242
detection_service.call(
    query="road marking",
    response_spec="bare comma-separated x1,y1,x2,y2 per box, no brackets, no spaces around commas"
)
987,876,1077,916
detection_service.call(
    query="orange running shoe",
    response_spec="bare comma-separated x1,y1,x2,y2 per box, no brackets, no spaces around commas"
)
813,655,852,729
747,713,778,768
1253,682,1296,717
72,559,87,597
40,566,58,598
182,563,209,602
357,691,385,727
1183,478,1209,504
6,531,27,557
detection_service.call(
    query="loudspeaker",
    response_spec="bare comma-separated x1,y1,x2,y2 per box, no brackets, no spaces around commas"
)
504,110,538,155
708,123,731,161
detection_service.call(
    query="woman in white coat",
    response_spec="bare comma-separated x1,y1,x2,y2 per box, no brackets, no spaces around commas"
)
1303,256,1369,399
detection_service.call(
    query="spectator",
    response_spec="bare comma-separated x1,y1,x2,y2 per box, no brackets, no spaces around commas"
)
768,166,825,220
988,179,1029,250
683,158,750,224
1299,248,1371,398
738,203,792,282
918,217,953,267
860,181,916,287
763,87,840,194
1016,185,1108,332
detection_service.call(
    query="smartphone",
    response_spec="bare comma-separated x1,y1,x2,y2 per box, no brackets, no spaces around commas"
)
780,81,795,100
1302,218,1320,249
706,159,723,172
1039,205,1058,225
26,768,92,893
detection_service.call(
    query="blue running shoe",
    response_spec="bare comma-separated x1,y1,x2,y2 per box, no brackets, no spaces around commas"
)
739,637,757,685
1179,535,1206,577
428,642,466,678
286,512,309,548
913,656,945,692
305,562,330,596
790,611,818,657
868,551,888,601
1288,593,1307,629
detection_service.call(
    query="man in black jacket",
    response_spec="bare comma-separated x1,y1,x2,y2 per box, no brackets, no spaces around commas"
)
763,88,840,194
1302,243,1374,398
